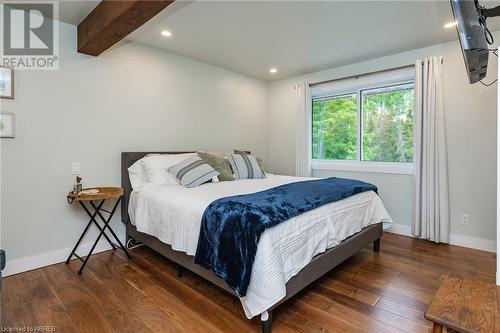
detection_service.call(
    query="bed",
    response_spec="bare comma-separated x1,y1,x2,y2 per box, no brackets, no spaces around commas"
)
121,151,392,333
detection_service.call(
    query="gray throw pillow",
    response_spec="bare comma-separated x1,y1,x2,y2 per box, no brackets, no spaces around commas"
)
197,152,234,181
168,156,220,188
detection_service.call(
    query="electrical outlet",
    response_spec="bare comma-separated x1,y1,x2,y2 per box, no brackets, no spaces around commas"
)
72,162,81,175
461,214,470,226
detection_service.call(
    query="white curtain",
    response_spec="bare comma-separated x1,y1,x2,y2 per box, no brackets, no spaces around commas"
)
295,82,312,177
413,57,450,243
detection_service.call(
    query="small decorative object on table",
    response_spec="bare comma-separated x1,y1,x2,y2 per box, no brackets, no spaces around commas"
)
66,187,131,274
72,176,83,194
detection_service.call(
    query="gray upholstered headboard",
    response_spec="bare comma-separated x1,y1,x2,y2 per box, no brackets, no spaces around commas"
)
121,151,192,224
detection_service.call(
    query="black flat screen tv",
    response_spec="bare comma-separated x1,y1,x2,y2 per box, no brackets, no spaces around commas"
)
450,0,489,84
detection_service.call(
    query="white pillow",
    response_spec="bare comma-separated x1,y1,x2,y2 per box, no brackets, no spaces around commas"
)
128,153,196,191
128,162,150,191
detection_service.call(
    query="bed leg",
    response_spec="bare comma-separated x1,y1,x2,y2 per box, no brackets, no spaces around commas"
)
373,238,380,252
262,310,273,333
177,265,183,278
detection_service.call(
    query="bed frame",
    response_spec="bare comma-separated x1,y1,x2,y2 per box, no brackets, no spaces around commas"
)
121,151,382,333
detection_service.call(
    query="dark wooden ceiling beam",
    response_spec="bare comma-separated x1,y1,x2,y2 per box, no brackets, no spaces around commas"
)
78,0,174,56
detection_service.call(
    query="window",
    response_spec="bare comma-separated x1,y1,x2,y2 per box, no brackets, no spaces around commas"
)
311,78,414,174
312,94,357,160
361,83,414,163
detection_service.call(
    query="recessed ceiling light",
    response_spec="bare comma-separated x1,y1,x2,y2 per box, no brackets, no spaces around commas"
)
444,21,458,29
161,30,172,37
269,68,277,74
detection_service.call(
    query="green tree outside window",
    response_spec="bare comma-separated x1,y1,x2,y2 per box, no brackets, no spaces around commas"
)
312,83,414,163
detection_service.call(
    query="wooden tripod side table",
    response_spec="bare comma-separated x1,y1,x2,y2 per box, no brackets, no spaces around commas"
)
66,187,131,274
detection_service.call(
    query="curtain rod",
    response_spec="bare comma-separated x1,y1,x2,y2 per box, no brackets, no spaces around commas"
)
309,58,443,87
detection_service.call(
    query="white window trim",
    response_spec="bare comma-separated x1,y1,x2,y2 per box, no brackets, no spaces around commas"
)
311,159,414,175
311,78,415,175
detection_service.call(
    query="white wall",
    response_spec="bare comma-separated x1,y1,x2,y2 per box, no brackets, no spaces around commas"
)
268,34,499,251
2,17,497,276
0,20,269,272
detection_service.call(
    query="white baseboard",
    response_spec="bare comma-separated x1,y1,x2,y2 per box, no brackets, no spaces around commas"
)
3,234,125,277
385,223,412,237
385,223,497,253
449,234,497,253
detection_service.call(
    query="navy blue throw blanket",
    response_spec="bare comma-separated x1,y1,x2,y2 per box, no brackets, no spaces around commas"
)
194,177,377,297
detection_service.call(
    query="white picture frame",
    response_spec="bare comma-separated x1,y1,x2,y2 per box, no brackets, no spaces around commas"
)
0,112,15,138
0,67,14,100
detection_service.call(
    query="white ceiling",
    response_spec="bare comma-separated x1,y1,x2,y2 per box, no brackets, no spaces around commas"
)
59,0,99,25
59,0,500,81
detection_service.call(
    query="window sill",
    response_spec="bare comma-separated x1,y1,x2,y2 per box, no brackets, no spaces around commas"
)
311,160,414,175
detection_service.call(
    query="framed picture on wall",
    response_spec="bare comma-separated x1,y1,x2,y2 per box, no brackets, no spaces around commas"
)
0,113,15,138
0,67,14,100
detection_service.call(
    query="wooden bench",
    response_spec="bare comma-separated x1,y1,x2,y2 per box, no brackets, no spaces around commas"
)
425,274,500,333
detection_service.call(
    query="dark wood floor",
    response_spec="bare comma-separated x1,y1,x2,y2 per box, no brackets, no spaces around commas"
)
1,233,496,332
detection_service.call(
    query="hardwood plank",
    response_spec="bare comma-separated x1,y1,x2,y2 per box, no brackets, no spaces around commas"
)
375,297,431,326
2,269,77,331
25,270,77,332
310,285,429,333
43,264,121,333
84,252,217,333
138,249,254,323
274,306,327,333
2,272,40,328
118,262,230,332
335,265,390,290
383,233,494,263
475,271,497,284
297,296,401,333
288,298,364,332
78,0,174,56
133,249,259,331
322,279,380,306
332,271,432,312
381,239,495,275
50,260,158,333
2,233,496,332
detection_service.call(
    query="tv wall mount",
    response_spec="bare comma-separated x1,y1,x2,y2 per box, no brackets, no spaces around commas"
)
478,1,500,45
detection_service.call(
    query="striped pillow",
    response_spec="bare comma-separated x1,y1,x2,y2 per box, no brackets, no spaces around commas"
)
228,153,265,180
168,156,220,188
234,150,266,173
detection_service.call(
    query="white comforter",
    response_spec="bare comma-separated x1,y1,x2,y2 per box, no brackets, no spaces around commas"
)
129,175,393,318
